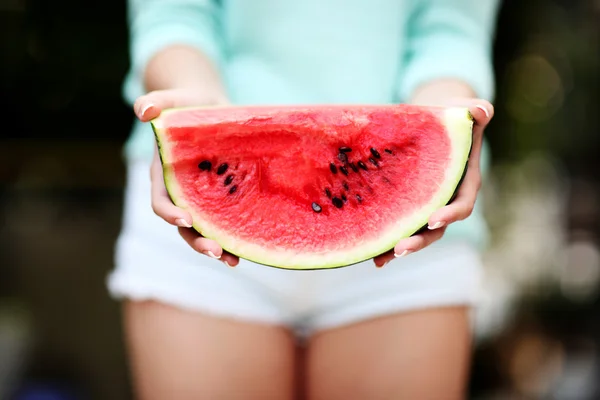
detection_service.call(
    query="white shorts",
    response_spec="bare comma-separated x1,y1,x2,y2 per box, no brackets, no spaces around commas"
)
107,161,483,337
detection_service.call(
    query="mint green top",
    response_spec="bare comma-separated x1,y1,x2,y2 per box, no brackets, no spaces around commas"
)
122,0,500,249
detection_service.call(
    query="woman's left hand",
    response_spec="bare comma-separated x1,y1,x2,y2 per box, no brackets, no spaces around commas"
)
373,98,494,267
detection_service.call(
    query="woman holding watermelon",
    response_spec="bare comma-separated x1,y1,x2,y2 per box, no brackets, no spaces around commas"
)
108,1,498,398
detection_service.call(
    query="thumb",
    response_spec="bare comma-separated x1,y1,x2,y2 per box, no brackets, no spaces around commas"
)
133,91,170,122
443,98,494,129
133,90,204,122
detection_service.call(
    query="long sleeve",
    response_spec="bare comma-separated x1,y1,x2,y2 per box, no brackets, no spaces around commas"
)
123,0,224,103
398,0,501,102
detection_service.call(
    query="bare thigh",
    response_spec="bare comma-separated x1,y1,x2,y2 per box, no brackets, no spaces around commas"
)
123,300,297,400
306,306,472,400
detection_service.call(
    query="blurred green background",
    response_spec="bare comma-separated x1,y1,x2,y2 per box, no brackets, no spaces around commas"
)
0,0,599,399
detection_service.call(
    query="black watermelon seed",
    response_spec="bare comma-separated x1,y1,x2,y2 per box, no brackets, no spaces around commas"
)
340,166,349,176
228,185,237,195
224,175,234,186
329,163,338,174
384,149,393,154
332,197,343,208
356,194,363,203
343,182,349,191
198,160,212,171
349,163,359,173
339,146,352,153
312,202,322,213
341,194,347,202
369,157,379,166
370,148,381,159
338,152,348,163
217,163,229,175
357,161,368,171
325,188,332,198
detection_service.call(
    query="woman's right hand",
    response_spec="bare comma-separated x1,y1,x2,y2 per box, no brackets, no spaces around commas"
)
134,89,240,268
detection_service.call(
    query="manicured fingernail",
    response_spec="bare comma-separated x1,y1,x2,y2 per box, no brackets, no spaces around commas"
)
140,103,153,118
376,260,389,268
394,250,411,258
203,251,221,259
476,105,490,119
428,221,445,230
176,218,192,228
224,260,235,268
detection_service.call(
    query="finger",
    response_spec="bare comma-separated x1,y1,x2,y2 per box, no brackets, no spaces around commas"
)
372,227,447,268
428,166,481,226
178,227,240,267
150,149,193,227
373,249,395,268
178,227,223,258
394,227,447,258
220,252,241,268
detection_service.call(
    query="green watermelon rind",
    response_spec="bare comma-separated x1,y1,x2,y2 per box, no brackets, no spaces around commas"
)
151,106,473,270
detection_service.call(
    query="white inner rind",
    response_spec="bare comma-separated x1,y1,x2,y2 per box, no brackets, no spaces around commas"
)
154,107,473,270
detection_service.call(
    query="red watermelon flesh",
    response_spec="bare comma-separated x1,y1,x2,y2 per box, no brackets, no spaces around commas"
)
151,104,473,270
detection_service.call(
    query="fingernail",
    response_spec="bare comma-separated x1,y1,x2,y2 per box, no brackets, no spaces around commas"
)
224,260,235,268
394,250,411,258
176,218,192,228
204,251,221,259
476,105,490,119
140,103,154,118
428,221,445,230
376,260,389,268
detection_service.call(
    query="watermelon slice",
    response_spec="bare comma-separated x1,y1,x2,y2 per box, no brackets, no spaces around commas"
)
151,104,473,270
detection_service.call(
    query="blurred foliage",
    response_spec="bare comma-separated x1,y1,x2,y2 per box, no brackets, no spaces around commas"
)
490,0,600,169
